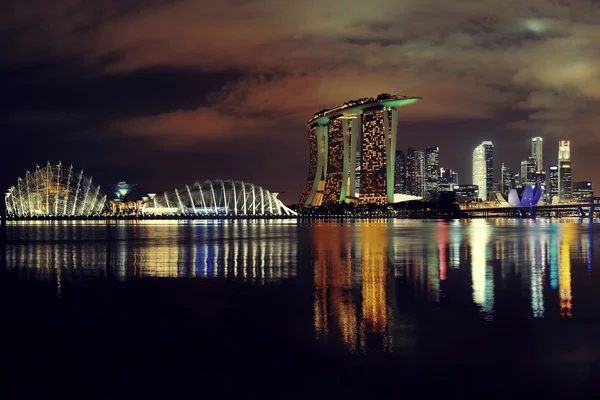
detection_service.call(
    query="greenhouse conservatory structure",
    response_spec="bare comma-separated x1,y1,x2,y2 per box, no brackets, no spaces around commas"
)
142,180,297,216
5,162,107,217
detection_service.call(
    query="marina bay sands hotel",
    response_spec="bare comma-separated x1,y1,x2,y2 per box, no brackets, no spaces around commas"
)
299,93,422,206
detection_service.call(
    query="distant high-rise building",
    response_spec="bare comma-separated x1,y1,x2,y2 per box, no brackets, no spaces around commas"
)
472,141,494,201
501,163,514,196
424,146,440,197
406,147,424,197
546,165,559,203
439,168,458,192
416,150,425,197
558,140,570,162
532,137,543,172
394,150,406,194
535,170,546,192
573,181,593,203
520,156,537,187
558,161,572,201
558,140,572,201
492,181,502,195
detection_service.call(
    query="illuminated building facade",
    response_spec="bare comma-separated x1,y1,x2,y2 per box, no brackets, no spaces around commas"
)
558,140,570,162
299,94,422,206
438,168,458,192
558,140,572,201
472,141,494,201
546,165,559,203
424,146,440,197
520,156,537,187
5,161,106,217
394,150,406,194
406,147,424,197
532,137,543,172
501,163,514,196
453,184,478,202
143,180,297,216
573,181,593,203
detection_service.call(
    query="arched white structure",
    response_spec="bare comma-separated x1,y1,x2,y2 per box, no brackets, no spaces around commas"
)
142,180,297,216
5,161,107,217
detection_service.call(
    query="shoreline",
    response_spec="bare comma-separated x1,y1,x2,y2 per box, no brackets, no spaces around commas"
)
1,214,588,222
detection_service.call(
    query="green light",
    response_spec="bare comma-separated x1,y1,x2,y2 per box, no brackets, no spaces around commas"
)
341,106,366,116
381,97,422,108
316,116,330,125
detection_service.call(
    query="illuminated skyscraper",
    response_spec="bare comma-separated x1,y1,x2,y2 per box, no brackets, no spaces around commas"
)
546,165,559,203
299,94,422,205
531,137,543,172
573,181,593,202
438,168,458,192
501,163,514,196
394,150,406,194
424,146,440,197
406,147,424,197
520,156,537,187
472,141,494,201
558,140,572,201
558,140,570,162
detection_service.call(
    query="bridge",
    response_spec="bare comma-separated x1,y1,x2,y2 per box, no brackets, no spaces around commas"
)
461,203,598,218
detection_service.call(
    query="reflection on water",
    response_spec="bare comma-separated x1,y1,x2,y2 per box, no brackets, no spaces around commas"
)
470,219,494,319
559,224,573,318
2,221,298,290
308,219,599,352
313,223,391,353
1,218,599,353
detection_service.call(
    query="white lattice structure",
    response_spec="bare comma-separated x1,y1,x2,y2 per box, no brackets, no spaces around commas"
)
5,161,107,217
142,180,297,216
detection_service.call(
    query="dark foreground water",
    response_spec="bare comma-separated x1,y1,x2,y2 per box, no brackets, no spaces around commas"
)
1,219,600,398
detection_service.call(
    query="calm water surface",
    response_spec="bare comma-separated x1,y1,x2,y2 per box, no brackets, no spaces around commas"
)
1,219,599,398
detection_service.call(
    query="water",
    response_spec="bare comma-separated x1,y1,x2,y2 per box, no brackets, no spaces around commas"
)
1,219,599,398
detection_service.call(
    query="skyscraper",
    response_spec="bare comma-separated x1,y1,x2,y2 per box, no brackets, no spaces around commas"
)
394,150,406,194
558,140,570,162
472,141,494,201
424,146,440,197
532,137,543,172
573,181,593,203
501,163,514,196
299,94,422,206
406,147,424,197
558,140,572,201
439,168,458,192
520,156,537,187
546,165,559,203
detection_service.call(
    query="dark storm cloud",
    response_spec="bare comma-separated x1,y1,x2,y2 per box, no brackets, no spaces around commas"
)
0,62,241,117
3,0,600,202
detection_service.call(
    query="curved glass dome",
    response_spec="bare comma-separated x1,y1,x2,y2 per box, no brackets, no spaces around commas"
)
5,161,107,217
143,180,296,216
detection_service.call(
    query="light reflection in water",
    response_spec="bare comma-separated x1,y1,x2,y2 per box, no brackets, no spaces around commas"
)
437,222,448,281
559,224,574,318
530,235,545,318
469,219,494,319
3,221,298,283
359,223,392,352
1,219,596,345
312,222,391,353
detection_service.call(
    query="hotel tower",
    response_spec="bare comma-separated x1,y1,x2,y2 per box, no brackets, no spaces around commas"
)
299,93,422,206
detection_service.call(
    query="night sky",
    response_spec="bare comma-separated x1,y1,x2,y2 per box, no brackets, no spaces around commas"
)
2,0,600,203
